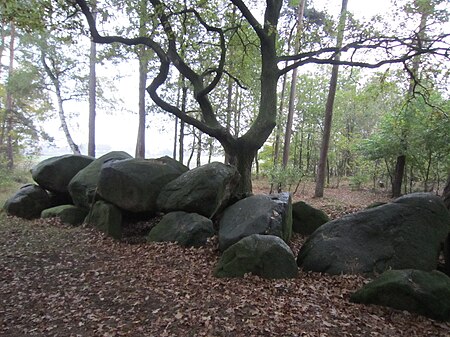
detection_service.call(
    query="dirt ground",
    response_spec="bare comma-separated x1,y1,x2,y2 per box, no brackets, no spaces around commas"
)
1,182,449,337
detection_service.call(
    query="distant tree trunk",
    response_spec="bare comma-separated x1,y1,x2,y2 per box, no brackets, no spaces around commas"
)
0,23,6,78
233,89,241,137
208,138,213,163
179,79,187,164
88,9,97,157
41,52,81,155
391,8,428,198
273,69,288,167
315,0,348,197
282,0,306,168
423,151,432,192
173,117,178,159
292,131,298,168
196,130,202,167
224,77,233,164
187,128,196,168
5,22,15,169
282,70,297,167
135,49,147,158
392,154,406,197
298,125,304,170
306,133,311,173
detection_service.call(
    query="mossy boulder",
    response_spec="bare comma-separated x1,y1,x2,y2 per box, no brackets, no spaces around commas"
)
31,154,94,193
218,192,292,251
214,234,298,279
155,156,189,174
97,158,182,213
157,162,240,218
292,201,329,235
297,193,450,275
41,205,88,226
3,184,52,219
351,269,450,321
147,211,214,247
68,151,132,209
85,200,122,239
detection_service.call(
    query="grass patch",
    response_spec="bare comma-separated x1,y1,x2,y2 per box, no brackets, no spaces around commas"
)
0,167,33,206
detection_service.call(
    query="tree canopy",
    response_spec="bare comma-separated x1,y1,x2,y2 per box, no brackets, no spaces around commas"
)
72,0,449,194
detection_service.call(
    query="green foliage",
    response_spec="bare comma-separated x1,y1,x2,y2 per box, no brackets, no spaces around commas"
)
349,174,367,191
0,160,32,204
268,165,303,193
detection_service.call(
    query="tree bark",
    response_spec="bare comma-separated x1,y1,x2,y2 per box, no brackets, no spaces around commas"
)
196,130,202,167
0,23,6,78
5,22,15,169
135,49,147,158
88,8,97,157
282,0,306,168
315,0,348,197
77,0,283,195
392,7,428,198
41,52,81,155
392,154,406,197
179,81,187,164
273,69,288,167
224,76,233,165
227,145,256,197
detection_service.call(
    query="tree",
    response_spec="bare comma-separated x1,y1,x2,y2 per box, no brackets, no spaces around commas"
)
87,0,97,157
282,0,307,168
4,21,15,169
74,0,450,194
35,31,85,154
314,0,348,197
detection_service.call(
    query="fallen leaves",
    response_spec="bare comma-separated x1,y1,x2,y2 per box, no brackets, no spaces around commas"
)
1,184,449,336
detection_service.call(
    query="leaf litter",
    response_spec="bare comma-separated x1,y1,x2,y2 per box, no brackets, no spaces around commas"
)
1,184,449,336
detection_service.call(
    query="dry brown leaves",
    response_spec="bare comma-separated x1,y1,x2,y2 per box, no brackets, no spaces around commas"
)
1,184,449,336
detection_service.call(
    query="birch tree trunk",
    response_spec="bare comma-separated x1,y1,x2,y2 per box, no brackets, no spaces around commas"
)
41,52,81,154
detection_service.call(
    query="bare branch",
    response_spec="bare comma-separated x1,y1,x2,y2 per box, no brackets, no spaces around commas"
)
278,34,450,76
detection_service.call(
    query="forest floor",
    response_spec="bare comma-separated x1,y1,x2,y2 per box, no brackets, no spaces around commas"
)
1,180,449,337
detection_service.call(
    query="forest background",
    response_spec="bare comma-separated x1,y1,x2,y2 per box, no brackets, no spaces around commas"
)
0,0,449,198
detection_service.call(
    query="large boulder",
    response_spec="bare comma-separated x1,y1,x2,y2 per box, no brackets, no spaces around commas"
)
147,211,215,247
156,156,189,174
157,162,240,218
214,234,298,279
292,201,330,235
350,269,450,321
3,184,52,219
31,154,94,193
444,234,450,276
297,193,450,275
85,200,122,239
97,158,183,213
218,192,292,251
41,205,88,226
68,151,133,209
